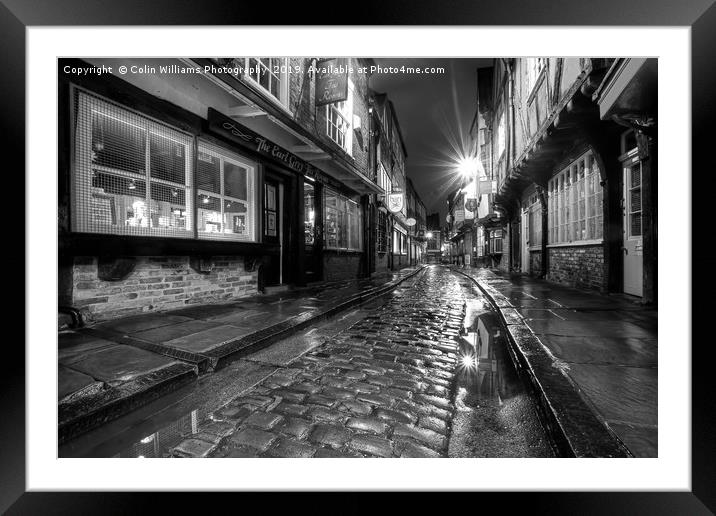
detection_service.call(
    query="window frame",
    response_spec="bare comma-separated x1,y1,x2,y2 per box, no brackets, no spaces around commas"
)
325,79,354,155
243,57,290,108
323,188,362,251
195,140,258,242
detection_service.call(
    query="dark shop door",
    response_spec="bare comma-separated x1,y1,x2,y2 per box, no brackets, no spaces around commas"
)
263,177,282,286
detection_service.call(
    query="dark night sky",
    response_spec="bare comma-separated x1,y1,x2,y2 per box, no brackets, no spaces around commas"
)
370,58,492,222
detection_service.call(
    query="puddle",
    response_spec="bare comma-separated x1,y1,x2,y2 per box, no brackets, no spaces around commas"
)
448,283,555,457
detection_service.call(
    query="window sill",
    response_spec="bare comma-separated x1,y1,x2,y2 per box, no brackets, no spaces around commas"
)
547,239,604,248
241,75,292,117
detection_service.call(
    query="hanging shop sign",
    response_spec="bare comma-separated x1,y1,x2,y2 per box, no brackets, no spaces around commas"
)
405,217,417,226
478,179,497,195
315,58,349,107
208,108,308,174
387,193,404,213
465,198,478,213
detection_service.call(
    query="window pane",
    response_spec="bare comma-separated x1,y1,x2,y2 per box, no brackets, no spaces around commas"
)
198,195,222,234
224,161,248,200
150,182,187,230
150,133,186,184
91,111,146,174
197,151,221,193
224,200,248,235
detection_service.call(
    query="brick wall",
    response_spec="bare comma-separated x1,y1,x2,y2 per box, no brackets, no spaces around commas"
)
547,244,605,290
322,252,363,282
71,256,258,322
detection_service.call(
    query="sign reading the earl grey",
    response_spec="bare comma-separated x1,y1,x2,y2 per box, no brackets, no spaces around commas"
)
315,58,349,107
208,108,308,174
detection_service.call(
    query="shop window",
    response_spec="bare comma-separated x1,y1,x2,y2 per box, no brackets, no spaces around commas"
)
548,150,603,244
326,80,354,154
196,141,256,241
72,90,193,238
324,189,362,251
245,58,289,106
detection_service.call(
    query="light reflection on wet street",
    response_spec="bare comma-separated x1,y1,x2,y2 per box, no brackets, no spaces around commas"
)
60,266,553,458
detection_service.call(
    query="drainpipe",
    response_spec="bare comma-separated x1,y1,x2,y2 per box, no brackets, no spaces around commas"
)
501,59,516,272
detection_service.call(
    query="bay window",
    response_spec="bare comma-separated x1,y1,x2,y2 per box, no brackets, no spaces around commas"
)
548,150,603,245
324,189,362,251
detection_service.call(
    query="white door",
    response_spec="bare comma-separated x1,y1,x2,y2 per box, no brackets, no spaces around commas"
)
623,160,643,297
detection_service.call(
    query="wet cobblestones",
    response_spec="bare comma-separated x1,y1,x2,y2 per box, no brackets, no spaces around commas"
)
170,267,468,458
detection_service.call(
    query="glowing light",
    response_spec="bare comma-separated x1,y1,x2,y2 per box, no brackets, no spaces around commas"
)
458,157,478,179
140,435,154,444
426,231,433,239
461,354,476,369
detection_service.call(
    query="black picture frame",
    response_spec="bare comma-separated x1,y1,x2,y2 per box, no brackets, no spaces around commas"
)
5,0,712,513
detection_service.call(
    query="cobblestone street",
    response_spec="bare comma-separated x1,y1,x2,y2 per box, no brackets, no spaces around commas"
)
161,266,551,458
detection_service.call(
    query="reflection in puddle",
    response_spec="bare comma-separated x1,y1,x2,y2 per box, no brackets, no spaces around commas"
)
114,408,206,458
455,300,516,406
448,296,553,457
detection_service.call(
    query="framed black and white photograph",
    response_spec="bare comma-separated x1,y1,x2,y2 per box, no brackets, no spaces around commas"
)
6,0,714,513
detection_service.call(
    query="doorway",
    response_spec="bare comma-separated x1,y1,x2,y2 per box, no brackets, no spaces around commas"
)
262,176,283,287
622,159,644,297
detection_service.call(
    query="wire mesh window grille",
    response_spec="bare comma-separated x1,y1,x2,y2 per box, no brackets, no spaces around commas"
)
548,149,603,244
196,141,256,241
72,89,194,238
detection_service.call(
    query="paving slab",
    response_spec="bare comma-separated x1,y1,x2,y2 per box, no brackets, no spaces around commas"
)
607,422,658,458
96,313,193,334
59,365,102,401
525,319,654,338
567,362,658,427
131,320,222,343
68,344,179,384
541,335,657,367
59,333,117,365
161,325,252,353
